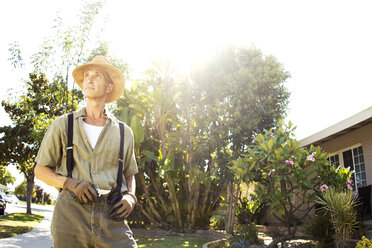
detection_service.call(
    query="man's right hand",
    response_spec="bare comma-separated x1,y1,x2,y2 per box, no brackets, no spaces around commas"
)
63,178,97,204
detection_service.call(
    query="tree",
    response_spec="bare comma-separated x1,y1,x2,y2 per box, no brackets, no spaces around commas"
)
114,59,224,231
231,121,353,247
14,180,27,197
0,72,78,213
115,45,290,232
0,165,15,186
34,185,51,204
191,45,290,233
0,0,108,214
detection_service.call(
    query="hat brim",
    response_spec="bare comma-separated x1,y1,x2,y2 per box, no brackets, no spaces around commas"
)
72,63,125,103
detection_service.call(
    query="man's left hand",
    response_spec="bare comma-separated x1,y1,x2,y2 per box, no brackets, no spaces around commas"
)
109,193,136,221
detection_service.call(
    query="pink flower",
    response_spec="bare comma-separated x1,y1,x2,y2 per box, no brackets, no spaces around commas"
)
307,152,316,162
348,179,353,183
320,184,328,191
252,140,255,144
347,184,353,190
285,160,295,165
282,129,289,134
291,156,296,160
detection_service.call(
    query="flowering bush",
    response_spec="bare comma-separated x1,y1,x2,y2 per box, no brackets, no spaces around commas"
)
320,184,329,191
356,236,372,248
230,120,354,247
307,152,316,162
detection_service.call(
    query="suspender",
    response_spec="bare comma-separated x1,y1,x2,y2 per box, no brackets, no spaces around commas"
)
115,122,125,192
66,113,125,191
66,113,74,178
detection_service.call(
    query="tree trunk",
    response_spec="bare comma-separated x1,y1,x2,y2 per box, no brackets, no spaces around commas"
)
165,173,183,229
267,224,297,248
188,174,200,230
26,175,34,214
226,181,239,234
138,204,170,229
137,170,164,221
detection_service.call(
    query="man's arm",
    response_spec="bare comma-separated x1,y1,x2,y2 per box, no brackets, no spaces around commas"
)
109,174,137,221
34,163,68,188
125,175,136,194
34,164,97,203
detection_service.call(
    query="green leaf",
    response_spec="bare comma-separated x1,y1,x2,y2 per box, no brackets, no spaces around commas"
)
143,150,158,162
259,143,269,152
130,115,145,145
267,138,274,151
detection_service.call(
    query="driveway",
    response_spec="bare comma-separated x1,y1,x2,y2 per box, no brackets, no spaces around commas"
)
0,203,54,248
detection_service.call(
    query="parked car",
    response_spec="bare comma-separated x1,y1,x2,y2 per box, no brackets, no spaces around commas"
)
3,194,19,204
0,195,6,215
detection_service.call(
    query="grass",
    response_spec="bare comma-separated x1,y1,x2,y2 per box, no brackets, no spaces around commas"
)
0,212,44,238
135,236,213,247
0,213,212,247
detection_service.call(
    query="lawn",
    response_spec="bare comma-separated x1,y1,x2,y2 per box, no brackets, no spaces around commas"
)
135,236,213,247
0,212,44,238
0,213,213,247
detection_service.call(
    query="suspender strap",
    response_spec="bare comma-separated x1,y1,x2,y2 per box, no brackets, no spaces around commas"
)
65,115,124,190
115,122,125,192
66,113,74,178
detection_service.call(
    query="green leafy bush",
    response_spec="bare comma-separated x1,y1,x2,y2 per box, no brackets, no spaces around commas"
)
304,210,334,248
230,120,355,247
210,213,226,230
233,239,250,248
236,195,265,225
222,223,262,247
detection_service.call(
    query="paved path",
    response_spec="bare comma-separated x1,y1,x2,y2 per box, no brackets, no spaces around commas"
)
0,203,54,248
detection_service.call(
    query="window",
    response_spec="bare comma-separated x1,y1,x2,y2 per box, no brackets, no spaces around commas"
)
330,145,367,191
351,146,367,189
329,154,340,167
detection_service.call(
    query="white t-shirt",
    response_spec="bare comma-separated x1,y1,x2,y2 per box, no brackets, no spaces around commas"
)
82,121,104,149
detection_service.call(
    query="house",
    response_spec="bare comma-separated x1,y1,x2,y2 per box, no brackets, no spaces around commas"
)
299,106,372,191
244,107,372,226
0,184,9,193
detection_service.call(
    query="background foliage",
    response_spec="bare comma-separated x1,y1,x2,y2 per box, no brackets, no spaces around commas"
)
231,121,354,247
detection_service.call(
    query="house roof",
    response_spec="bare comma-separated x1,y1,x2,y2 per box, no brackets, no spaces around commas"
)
299,106,372,147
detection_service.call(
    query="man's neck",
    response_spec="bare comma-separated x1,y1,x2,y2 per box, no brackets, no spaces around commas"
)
84,100,107,126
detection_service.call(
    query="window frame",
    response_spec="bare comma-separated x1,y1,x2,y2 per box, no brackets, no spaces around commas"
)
328,143,366,191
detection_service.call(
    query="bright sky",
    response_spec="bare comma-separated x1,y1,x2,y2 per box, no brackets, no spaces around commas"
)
1,0,372,192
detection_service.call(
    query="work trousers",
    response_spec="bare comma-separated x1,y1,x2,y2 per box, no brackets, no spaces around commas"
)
51,190,137,248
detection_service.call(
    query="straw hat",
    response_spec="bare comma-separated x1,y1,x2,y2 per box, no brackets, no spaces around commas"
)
72,55,125,103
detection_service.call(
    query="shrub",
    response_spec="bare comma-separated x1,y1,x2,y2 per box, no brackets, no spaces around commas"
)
356,236,372,248
233,239,250,248
231,120,354,247
317,187,359,248
222,223,261,248
238,223,260,244
210,213,226,230
236,195,265,225
304,210,334,248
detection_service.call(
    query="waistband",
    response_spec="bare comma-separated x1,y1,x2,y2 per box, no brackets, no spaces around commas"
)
59,189,110,205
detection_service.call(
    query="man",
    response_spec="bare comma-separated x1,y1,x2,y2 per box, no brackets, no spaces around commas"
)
34,55,138,247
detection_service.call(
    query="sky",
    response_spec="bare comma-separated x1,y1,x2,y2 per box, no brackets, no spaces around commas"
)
1,0,372,193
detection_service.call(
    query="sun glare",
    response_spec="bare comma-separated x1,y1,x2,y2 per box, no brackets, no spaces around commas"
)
102,1,244,75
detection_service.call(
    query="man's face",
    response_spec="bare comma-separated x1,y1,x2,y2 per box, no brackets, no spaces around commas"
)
82,66,113,101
